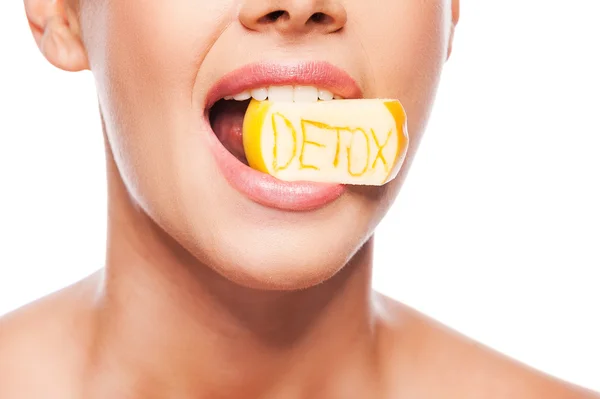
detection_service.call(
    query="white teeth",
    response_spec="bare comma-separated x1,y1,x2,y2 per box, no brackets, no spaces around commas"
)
294,86,319,102
318,89,334,101
233,91,251,101
224,86,342,103
251,87,268,101
268,85,295,102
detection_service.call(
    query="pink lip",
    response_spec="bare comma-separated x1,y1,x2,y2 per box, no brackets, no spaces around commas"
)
205,61,363,109
203,61,362,212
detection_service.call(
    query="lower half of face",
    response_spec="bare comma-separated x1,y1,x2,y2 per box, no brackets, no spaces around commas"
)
81,0,451,290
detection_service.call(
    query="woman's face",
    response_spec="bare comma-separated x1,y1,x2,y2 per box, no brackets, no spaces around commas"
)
79,0,456,289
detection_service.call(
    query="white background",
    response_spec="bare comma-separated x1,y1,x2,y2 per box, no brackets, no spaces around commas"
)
1,0,599,391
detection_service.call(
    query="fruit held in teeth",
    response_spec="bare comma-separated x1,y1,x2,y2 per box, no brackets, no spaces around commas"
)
242,99,409,185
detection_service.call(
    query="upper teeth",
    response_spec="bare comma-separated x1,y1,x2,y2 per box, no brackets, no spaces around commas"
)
223,86,340,102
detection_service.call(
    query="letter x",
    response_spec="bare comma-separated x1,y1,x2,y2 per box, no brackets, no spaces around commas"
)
371,129,393,172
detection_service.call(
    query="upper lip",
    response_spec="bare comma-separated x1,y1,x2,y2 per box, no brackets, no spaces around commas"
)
204,61,363,110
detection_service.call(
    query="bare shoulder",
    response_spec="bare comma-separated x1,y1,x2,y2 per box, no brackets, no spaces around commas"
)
0,272,100,399
375,294,599,399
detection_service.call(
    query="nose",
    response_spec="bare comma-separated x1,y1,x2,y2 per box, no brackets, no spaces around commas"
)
239,0,347,35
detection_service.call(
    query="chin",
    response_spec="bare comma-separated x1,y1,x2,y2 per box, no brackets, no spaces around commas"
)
211,254,345,291
180,206,371,291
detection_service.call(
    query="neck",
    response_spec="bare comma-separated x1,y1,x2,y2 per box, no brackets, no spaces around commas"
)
86,137,381,398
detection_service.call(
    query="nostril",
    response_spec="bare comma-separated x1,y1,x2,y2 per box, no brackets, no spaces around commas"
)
259,10,288,24
310,12,333,25
241,4,347,33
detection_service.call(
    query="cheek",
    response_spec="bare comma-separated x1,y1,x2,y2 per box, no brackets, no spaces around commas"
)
350,0,450,203
353,0,449,121
96,0,233,74
81,1,236,204
93,0,234,118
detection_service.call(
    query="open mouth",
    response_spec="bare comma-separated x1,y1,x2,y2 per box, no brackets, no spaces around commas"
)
208,85,343,167
202,61,362,211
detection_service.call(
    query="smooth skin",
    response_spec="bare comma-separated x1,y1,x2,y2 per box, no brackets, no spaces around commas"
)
0,0,597,398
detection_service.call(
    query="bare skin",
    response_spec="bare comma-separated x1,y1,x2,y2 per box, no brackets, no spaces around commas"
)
0,263,596,398
2,0,598,397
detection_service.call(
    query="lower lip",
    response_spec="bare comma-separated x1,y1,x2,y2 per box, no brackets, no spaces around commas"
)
204,118,345,212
